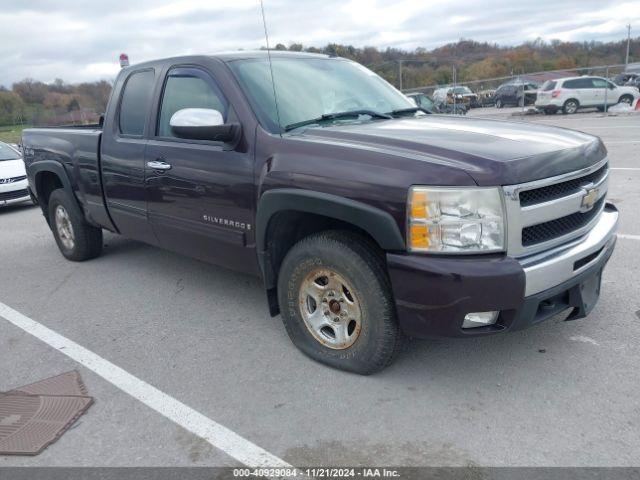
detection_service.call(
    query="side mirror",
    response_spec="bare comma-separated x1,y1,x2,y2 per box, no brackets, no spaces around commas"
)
170,108,239,143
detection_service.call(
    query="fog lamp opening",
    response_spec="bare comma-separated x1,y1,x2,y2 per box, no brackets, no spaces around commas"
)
462,311,499,329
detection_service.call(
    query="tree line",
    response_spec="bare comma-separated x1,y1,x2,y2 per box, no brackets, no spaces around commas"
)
0,79,111,127
1,36,637,127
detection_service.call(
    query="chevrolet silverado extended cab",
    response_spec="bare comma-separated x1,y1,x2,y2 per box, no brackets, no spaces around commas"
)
22,52,618,374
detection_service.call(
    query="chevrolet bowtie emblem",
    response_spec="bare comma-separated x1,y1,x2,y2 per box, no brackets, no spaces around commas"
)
581,187,599,211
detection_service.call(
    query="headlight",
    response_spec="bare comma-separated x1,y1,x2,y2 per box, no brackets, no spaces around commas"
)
407,186,505,253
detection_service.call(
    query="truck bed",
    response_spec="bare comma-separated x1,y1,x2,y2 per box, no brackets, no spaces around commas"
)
22,126,115,231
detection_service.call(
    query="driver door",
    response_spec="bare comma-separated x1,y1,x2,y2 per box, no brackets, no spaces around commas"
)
144,66,256,273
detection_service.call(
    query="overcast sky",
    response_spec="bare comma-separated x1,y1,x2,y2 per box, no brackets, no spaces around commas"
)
0,0,638,86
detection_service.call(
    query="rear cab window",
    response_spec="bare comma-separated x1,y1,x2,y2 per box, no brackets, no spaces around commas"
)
119,70,155,136
541,81,557,91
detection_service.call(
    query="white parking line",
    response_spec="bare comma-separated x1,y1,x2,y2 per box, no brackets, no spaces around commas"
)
0,301,291,469
605,141,640,145
610,167,640,171
618,233,640,241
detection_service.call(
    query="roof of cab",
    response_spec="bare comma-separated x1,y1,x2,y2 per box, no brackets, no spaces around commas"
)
123,50,333,71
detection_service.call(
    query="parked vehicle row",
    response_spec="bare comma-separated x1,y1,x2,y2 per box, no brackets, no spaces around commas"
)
422,73,639,114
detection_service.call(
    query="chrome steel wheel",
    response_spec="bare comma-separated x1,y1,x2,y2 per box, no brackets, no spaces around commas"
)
54,205,75,250
298,268,362,350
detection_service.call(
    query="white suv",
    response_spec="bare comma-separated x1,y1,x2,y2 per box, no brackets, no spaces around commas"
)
0,141,32,207
535,76,639,114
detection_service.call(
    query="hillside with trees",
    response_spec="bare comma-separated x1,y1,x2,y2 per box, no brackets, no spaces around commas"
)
0,36,637,131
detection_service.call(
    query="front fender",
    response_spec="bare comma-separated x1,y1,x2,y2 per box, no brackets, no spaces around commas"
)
256,188,405,287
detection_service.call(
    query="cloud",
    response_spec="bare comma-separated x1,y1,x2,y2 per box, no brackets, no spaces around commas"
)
0,0,637,86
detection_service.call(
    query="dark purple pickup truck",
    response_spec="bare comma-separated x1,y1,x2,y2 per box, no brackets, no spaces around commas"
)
22,52,618,374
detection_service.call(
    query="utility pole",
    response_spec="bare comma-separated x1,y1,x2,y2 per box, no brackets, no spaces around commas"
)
398,60,403,90
625,24,631,69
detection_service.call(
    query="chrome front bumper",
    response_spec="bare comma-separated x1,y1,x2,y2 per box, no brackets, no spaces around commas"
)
520,204,618,296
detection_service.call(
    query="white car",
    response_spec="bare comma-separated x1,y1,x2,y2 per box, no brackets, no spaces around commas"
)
0,141,32,207
535,76,639,114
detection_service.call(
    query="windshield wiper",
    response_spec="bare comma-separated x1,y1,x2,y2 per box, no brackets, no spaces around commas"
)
284,109,392,132
388,107,431,116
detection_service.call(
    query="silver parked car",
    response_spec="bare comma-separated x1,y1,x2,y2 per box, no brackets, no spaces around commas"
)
0,141,33,207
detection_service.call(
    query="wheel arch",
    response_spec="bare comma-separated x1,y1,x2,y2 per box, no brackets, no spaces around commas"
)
256,189,405,315
31,161,76,225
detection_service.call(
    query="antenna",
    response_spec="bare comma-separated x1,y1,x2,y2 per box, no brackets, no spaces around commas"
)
259,0,283,133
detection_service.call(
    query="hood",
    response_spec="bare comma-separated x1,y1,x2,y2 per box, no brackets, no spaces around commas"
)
296,115,606,185
0,158,26,180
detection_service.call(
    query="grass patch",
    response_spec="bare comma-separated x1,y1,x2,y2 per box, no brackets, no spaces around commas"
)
0,125,31,144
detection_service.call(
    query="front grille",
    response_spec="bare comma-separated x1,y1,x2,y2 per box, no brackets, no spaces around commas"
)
522,197,605,246
0,189,29,201
519,164,608,207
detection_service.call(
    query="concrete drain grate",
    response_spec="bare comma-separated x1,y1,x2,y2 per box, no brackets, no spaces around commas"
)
0,371,93,456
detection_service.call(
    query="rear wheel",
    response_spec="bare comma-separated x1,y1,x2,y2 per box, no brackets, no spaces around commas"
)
277,231,402,375
48,189,103,261
563,99,579,114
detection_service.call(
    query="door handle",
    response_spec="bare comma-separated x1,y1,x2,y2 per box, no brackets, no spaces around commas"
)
147,160,172,171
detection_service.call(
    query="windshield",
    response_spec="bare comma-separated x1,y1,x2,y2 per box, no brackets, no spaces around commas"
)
0,142,20,161
228,57,414,133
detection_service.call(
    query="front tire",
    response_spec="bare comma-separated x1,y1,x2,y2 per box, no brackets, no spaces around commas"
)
48,189,103,261
495,99,503,109
277,231,402,375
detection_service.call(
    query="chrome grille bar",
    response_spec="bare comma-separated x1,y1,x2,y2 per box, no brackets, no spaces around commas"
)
503,158,609,258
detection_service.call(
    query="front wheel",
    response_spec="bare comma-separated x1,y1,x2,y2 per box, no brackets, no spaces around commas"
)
495,99,503,109
277,231,402,375
48,189,103,261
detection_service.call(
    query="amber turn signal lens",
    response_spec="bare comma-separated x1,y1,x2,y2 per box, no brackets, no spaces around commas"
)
410,191,427,218
410,224,430,249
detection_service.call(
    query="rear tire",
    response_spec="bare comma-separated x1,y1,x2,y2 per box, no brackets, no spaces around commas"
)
563,99,579,114
48,189,103,261
277,231,402,375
